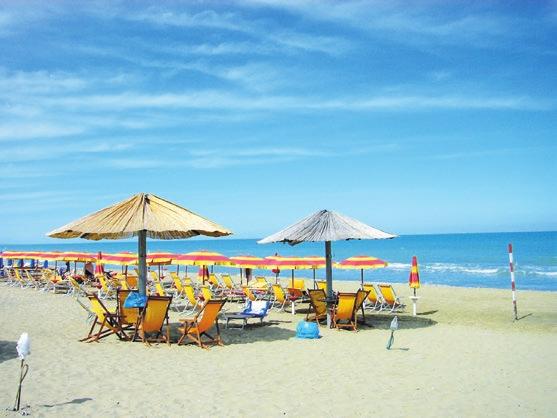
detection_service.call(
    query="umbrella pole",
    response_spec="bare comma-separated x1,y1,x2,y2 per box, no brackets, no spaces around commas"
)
361,269,364,289
325,241,333,328
138,230,147,296
313,268,316,289
291,270,294,288
240,268,243,285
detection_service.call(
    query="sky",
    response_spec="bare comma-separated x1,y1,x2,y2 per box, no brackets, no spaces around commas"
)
0,0,556,244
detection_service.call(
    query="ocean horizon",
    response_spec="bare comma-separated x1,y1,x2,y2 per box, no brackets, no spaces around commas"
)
2,231,556,292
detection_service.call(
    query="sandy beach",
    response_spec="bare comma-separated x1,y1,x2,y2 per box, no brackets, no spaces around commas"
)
0,280,556,418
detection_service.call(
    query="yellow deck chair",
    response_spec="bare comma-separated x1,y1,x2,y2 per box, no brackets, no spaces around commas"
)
332,292,358,331
221,274,237,290
170,272,185,297
81,293,126,342
149,270,160,283
363,283,383,310
200,285,213,302
23,270,39,289
252,276,270,290
133,295,172,345
306,289,328,324
354,289,369,325
155,282,167,296
291,278,306,291
125,275,138,289
13,269,29,288
271,284,289,311
96,274,115,299
315,280,327,293
69,276,86,296
377,284,404,312
182,284,200,313
178,299,227,348
120,280,130,290
208,273,220,288
116,289,139,335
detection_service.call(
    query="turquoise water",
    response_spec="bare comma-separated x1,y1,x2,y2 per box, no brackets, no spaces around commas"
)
2,231,556,291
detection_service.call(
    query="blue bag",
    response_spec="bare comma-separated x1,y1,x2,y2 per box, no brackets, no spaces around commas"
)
124,291,147,308
296,321,320,339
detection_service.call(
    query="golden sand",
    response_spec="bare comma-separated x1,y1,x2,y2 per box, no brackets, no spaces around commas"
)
0,281,556,417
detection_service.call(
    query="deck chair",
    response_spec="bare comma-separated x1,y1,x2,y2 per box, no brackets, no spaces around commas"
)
68,276,86,297
291,278,306,291
332,292,358,331
306,289,328,324
362,283,384,311
155,282,168,296
271,284,293,311
377,284,405,313
133,295,173,345
354,289,370,325
240,300,271,324
116,289,139,335
315,280,327,293
199,285,213,302
252,276,270,291
219,274,244,300
81,293,126,342
97,273,115,299
170,272,186,298
243,285,266,302
178,299,227,348
24,270,40,289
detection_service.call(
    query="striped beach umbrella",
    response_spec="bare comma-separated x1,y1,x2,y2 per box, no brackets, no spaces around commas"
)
174,250,231,283
99,252,138,265
335,255,388,288
409,255,420,296
265,255,325,287
229,255,268,285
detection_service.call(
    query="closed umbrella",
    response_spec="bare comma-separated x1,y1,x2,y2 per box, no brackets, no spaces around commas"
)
259,209,396,326
47,193,232,295
409,255,420,296
335,255,388,288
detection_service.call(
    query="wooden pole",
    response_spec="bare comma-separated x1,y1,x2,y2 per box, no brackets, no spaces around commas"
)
325,241,333,327
138,230,147,295
508,243,518,320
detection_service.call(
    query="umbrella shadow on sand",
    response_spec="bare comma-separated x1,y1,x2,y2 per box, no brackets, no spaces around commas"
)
41,398,93,408
362,314,437,330
0,340,18,364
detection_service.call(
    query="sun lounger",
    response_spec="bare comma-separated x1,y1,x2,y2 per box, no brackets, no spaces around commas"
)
239,300,271,325
377,284,405,313
271,284,296,311
81,293,127,342
133,295,173,345
332,292,358,331
178,299,227,348
306,289,328,324
362,283,384,311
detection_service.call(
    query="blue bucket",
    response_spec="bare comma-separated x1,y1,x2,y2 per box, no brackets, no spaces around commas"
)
296,321,320,339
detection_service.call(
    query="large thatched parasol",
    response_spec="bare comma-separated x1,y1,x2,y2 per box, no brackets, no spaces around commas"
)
258,209,396,325
47,193,232,294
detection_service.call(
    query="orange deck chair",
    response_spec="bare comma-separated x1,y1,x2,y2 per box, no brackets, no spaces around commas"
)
306,289,328,324
177,299,227,348
81,293,126,342
133,295,173,345
332,292,358,331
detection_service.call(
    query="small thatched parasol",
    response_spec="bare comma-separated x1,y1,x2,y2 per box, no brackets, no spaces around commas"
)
47,193,232,294
258,209,396,325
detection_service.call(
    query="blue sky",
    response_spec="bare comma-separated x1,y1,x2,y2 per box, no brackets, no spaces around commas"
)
0,0,556,243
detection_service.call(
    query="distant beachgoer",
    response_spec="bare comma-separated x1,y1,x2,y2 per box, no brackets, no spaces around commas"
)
84,261,95,280
245,268,253,283
65,261,71,274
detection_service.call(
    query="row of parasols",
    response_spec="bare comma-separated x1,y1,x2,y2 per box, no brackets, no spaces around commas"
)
1,250,389,286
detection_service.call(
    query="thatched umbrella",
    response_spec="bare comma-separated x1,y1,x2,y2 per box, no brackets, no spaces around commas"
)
47,193,232,295
258,209,396,325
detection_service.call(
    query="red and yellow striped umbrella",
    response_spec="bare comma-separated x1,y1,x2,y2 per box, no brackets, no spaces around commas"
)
409,255,420,294
58,251,97,262
335,255,388,287
265,255,326,287
99,252,138,265
174,250,231,266
147,252,176,265
229,255,267,268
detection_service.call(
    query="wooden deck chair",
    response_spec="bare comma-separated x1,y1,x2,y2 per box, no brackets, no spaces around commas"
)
13,269,31,288
177,299,227,348
377,284,405,313
220,274,244,300
133,295,173,345
362,283,384,310
68,276,86,297
81,293,126,342
200,285,213,302
291,278,306,291
24,270,40,290
116,289,139,334
149,270,160,283
306,289,328,324
332,292,358,331
243,285,266,301
170,272,186,298
252,276,270,290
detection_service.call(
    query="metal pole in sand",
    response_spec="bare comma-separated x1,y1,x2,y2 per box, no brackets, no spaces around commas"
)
508,243,518,321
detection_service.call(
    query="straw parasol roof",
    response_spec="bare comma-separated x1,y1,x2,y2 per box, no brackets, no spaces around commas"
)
258,209,396,245
47,193,232,294
47,193,232,240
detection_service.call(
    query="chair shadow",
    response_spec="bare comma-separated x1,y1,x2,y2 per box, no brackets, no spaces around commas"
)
361,314,438,330
417,310,438,316
41,398,93,408
0,340,18,364
166,321,297,346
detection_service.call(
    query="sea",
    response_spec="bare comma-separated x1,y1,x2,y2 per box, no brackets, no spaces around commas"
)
2,231,556,291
